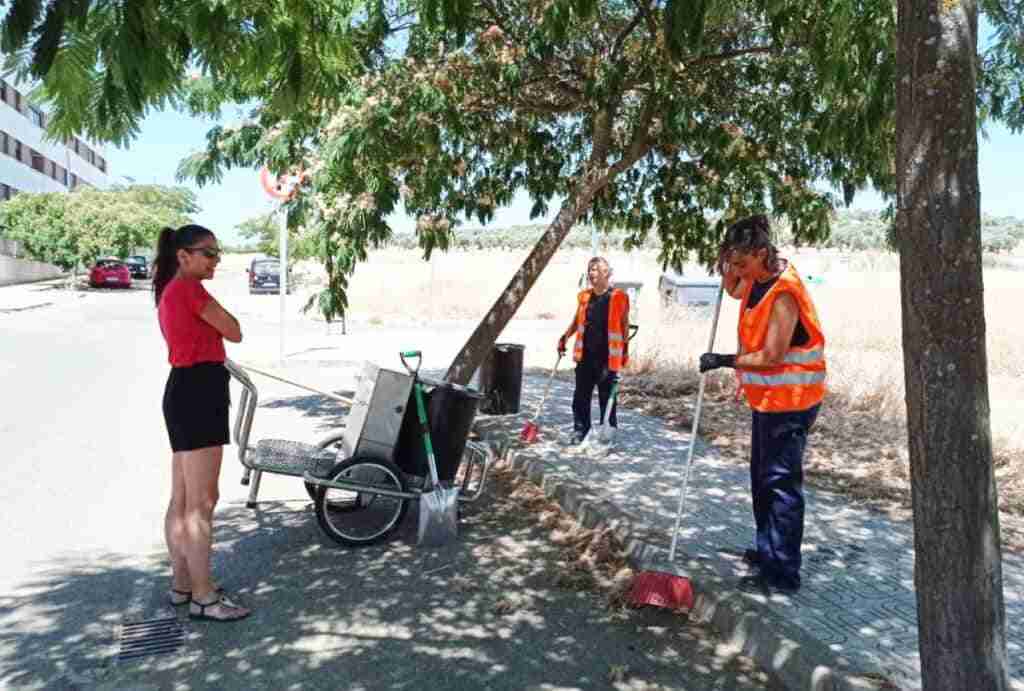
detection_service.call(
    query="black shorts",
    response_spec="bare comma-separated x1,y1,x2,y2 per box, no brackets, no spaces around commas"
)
163,362,231,452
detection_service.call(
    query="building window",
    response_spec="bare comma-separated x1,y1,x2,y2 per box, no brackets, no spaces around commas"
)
29,106,44,128
14,90,21,112
61,168,68,186
70,173,78,188
1,132,7,155
50,161,57,179
30,150,45,173
87,149,95,165
0,81,6,103
0,183,9,200
73,138,79,154
14,140,21,161
97,157,106,173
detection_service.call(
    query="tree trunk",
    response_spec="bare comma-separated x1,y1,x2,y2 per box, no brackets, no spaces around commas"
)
895,2,1008,689
444,169,609,384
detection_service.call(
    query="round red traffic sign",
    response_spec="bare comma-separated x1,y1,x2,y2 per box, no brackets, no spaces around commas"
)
260,167,300,200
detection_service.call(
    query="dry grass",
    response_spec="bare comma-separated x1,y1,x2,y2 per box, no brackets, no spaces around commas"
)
295,246,1024,534
493,460,637,609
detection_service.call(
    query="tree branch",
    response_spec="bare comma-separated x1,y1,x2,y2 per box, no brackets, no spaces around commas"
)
609,96,656,175
688,45,774,64
611,6,647,60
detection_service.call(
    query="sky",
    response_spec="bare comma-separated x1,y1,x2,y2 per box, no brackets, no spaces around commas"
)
105,106,1024,248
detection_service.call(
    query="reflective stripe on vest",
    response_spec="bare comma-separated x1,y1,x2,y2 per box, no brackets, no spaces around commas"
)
572,288,630,371
783,347,824,365
737,264,826,412
740,370,827,387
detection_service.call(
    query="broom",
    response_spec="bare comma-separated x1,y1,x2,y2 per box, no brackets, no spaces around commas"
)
520,353,563,443
627,285,724,610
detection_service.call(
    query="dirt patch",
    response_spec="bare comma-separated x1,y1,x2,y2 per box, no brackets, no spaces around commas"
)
618,373,1024,553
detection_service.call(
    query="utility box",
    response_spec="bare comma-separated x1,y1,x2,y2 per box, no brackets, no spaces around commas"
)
659,272,721,307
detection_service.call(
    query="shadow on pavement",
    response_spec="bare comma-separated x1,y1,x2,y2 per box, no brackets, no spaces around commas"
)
0,482,779,690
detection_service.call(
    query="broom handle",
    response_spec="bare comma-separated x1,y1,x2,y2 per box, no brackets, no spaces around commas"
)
237,362,354,405
531,353,563,422
668,283,725,562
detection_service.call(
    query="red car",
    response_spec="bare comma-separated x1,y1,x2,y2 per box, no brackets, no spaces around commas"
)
89,259,132,288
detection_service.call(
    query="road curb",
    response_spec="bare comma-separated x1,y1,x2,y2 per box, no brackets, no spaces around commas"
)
481,432,894,691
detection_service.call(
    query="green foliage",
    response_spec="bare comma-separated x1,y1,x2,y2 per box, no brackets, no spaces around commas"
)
5,0,1022,324
0,184,197,270
235,211,319,262
1,0,368,147
388,209,1024,254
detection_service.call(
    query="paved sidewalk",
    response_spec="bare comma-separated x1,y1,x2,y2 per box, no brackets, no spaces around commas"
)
474,374,1024,691
0,277,81,313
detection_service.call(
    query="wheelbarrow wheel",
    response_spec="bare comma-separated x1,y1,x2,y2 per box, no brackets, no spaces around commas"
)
315,456,409,547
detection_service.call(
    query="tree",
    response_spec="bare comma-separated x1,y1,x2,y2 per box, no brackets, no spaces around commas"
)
895,1,1008,688
235,211,320,263
0,185,198,271
187,0,903,382
3,2,1021,378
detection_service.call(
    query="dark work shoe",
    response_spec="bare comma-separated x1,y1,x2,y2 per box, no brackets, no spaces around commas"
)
743,548,761,565
766,573,800,594
737,574,770,594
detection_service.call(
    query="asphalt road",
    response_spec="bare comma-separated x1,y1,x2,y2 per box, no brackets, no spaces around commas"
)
0,275,780,690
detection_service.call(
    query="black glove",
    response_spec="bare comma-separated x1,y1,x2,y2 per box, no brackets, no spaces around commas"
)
557,335,568,355
699,353,736,373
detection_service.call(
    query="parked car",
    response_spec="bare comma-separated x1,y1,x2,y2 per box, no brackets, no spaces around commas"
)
89,259,132,288
123,255,150,279
247,258,291,294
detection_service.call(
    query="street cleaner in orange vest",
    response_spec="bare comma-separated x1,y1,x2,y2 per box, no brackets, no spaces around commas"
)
699,215,826,594
557,257,630,445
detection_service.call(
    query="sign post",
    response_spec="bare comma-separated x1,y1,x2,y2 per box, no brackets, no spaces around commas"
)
278,206,288,363
260,167,300,364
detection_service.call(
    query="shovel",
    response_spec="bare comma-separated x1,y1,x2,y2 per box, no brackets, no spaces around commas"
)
520,353,563,443
400,350,460,547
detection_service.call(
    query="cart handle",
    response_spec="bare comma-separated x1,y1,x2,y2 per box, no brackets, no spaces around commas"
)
399,350,422,376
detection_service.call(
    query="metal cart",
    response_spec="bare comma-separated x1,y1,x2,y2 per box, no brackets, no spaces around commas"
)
226,355,491,546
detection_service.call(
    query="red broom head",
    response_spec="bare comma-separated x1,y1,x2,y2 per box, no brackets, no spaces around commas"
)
627,571,694,611
520,422,539,443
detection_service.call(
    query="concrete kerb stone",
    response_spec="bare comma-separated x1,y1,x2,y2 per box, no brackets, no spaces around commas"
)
479,429,892,691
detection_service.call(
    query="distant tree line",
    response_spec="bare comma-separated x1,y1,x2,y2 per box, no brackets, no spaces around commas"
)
386,209,1024,254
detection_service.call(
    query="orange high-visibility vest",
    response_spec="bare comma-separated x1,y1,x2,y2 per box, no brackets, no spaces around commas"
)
573,288,630,371
737,264,826,412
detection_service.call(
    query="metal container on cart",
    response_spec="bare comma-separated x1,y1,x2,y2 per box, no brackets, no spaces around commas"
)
334,361,416,463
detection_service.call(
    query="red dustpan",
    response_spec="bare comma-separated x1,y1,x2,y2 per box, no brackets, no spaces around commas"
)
628,285,724,611
520,353,562,443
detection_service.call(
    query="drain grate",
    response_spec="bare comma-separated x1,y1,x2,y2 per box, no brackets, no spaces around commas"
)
117,617,185,661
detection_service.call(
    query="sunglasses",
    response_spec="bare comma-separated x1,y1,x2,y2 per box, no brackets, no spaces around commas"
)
185,246,222,259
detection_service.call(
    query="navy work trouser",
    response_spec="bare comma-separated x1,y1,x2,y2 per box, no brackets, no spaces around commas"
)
572,360,617,437
750,403,820,587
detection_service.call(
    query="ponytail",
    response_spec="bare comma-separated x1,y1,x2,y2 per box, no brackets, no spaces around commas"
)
153,227,179,306
152,223,215,306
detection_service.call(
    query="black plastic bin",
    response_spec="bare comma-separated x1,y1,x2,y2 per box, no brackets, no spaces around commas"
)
395,378,484,482
478,343,525,414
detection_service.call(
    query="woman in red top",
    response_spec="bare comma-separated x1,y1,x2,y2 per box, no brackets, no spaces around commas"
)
153,224,249,622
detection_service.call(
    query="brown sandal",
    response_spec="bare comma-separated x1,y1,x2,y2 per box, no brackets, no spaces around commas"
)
189,592,250,622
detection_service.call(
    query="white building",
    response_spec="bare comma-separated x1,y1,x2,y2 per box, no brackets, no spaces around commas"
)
0,77,109,199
